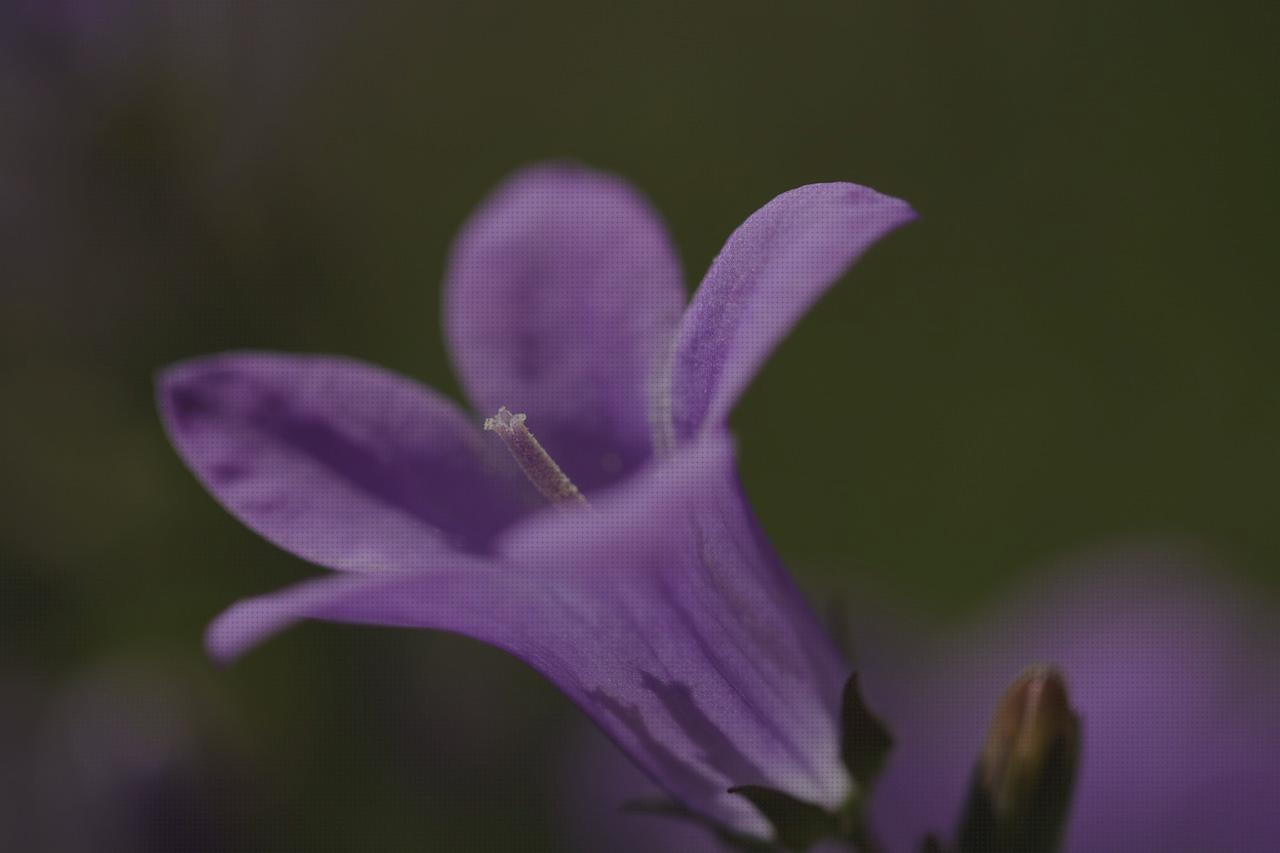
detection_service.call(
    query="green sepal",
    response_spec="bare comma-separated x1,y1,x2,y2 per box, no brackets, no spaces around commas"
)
727,785,841,851
840,671,894,792
621,797,779,852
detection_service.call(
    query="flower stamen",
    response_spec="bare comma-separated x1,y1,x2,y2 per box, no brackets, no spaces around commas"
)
484,407,588,508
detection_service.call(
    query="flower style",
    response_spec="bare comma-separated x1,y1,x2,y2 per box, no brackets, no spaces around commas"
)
157,162,915,839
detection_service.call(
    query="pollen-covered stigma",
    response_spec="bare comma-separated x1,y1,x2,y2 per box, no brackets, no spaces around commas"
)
484,407,589,508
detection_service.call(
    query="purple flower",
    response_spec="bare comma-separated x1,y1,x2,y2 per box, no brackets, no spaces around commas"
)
561,549,1280,851
157,162,915,839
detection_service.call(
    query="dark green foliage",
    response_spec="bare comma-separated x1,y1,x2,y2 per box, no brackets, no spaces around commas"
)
840,672,894,793
728,786,842,851
622,797,779,852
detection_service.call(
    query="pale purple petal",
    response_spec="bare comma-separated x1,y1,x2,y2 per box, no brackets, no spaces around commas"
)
207,434,849,839
558,726,861,853
157,352,533,569
866,549,1280,853
498,434,850,834
205,554,523,666
558,726,746,853
669,183,916,439
443,162,685,491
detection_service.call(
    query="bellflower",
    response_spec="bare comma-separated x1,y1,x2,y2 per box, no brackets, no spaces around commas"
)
562,551,1280,852
157,162,915,839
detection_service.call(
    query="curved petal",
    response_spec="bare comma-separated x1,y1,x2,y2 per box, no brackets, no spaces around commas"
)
559,725,861,853
157,352,533,568
669,183,916,439
498,433,851,833
443,162,686,491
207,435,849,840
558,726,747,853
865,551,1280,853
205,555,531,665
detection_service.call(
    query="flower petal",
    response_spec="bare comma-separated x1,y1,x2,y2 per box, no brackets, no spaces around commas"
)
205,555,526,665
558,726,744,853
207,434,848,839
498,435,851,833
443,162,686,491
669,183,915,439
157,352,532,568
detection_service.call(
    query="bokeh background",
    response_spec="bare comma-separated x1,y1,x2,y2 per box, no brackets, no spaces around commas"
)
2,1,1277,850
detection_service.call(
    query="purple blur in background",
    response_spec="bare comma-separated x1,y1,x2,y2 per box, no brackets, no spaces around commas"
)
0,656,272,853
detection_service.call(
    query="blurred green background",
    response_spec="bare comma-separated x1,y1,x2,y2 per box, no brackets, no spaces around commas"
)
2,1,1277,850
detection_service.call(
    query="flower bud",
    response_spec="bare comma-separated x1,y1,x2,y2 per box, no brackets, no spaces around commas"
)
957,665,1081,853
